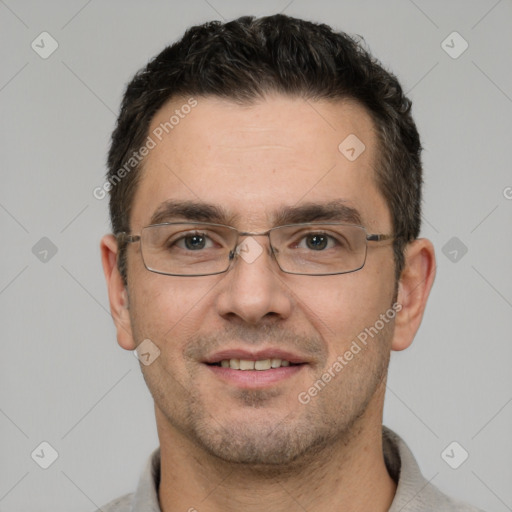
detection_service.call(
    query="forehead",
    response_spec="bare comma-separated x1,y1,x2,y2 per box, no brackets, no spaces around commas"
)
130,94,390,231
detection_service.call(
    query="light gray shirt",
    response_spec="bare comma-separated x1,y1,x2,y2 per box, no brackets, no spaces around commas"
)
97,427,483,511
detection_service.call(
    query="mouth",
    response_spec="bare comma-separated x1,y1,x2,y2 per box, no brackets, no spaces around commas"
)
203,349,309,388
208,358,299,370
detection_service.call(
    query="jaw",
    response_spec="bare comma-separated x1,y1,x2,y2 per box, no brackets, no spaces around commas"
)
153,359,389,468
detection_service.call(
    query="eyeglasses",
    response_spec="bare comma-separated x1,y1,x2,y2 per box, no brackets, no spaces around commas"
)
117,222,394,277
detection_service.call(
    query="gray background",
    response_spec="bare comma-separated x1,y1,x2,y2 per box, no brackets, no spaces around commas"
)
1,0,511,510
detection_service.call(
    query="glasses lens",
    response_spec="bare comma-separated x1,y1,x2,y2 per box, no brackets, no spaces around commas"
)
140,223,236,276
138,222,368,276
270,224,367,275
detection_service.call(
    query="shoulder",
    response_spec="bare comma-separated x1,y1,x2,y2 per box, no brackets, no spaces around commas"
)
384,427,486,512
94,447,161,511
411,483,486,512
95,492,134,511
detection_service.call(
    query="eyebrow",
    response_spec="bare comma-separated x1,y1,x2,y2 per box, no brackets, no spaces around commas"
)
149,200,237,226
148,199,362,227
273,200,362,226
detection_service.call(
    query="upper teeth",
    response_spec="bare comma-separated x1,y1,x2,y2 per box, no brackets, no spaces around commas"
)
220,358,291,370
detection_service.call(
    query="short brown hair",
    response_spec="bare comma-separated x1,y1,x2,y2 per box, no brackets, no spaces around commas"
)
107,14,422,283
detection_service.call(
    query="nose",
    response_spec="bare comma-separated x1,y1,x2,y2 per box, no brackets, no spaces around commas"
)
215,236,293,325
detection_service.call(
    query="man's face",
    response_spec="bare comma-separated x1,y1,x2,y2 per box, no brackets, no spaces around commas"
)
123,95,397,465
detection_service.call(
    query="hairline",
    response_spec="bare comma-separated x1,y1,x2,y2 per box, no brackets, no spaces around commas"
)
125,92,386,228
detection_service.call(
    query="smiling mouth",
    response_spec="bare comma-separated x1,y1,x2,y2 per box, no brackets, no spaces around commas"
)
208,358,302,370
205,354,307,389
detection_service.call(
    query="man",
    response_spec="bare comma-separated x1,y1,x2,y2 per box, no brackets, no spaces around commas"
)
99,14,481,511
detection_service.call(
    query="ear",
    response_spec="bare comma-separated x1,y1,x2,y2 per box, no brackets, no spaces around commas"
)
392,238,436,351
100,234,136,351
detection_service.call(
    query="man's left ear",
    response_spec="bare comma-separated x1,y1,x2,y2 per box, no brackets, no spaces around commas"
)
392,238,436,351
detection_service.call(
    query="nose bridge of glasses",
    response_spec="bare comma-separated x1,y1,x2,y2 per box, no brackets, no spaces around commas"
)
232,230,273,261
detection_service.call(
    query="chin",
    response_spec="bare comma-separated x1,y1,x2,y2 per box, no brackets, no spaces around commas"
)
189,414,347,469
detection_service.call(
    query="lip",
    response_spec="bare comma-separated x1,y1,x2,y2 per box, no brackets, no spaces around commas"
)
203,348,309,365
202,347,309,389
206,364,305,388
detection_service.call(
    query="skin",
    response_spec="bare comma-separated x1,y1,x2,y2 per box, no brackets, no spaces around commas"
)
101,94,436,512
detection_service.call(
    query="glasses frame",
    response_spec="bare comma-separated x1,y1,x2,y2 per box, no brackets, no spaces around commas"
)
117,221,394,277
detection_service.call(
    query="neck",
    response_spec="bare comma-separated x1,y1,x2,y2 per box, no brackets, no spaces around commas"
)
157,409,396,512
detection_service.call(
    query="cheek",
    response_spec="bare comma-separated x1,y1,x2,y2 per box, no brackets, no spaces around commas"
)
289,268,395,353
128,274,220,343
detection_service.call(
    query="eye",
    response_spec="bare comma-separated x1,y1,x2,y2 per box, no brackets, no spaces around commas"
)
304,234,329,250
298,232,338,251
174,232,215,251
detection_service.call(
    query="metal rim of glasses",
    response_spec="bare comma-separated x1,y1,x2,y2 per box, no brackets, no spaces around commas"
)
116,221,394,277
